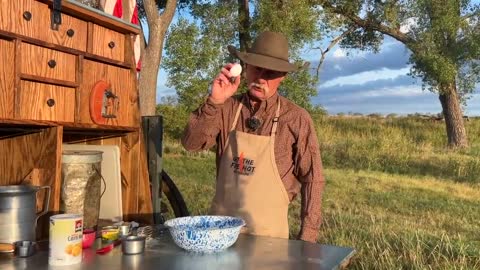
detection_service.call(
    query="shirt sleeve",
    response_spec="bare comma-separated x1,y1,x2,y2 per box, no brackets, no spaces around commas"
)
294,113,326,243
181,98,224,151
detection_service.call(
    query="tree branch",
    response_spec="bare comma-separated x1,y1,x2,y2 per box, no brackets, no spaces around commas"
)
161,0,178,24
461,10,479,21
320,1,415,45
144,0,159,27
316,26,356,80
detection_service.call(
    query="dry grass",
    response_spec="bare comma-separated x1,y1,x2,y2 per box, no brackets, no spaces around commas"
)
161,117,480,269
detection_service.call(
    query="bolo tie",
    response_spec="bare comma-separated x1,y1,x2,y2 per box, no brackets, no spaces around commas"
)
247,116,262,131
245,97,262,131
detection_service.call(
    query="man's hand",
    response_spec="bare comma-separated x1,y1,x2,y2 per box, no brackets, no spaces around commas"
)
209,63,241,104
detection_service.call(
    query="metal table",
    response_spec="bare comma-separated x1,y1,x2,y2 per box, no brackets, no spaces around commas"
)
0,234,355,270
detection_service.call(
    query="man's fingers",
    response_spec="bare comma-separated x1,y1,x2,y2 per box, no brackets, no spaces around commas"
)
233,76,240,85
221,67,234,79
215,73,230,86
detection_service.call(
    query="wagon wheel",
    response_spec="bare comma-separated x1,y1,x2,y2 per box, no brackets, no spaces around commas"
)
160,170,189,219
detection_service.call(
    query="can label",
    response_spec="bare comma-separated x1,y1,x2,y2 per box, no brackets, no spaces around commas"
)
49,214,83,266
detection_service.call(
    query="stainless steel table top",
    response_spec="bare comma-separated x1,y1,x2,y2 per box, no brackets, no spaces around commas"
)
0,234,355,270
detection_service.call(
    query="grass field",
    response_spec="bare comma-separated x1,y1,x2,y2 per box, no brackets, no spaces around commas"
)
161,116,480,269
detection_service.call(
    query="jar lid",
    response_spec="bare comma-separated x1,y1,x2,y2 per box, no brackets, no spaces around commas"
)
62,150,103,163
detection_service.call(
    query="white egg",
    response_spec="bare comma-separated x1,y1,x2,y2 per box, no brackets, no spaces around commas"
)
230,63,242,77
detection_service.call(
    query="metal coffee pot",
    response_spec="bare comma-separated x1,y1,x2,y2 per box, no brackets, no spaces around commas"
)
0,185,50,243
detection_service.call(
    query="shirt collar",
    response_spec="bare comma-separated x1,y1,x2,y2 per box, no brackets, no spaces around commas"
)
244,92,279,113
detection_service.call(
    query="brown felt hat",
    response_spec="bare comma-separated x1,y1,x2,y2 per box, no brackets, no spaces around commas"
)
228,31,298,72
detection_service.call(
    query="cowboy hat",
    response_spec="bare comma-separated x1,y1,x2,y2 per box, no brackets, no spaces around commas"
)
228,31,298,72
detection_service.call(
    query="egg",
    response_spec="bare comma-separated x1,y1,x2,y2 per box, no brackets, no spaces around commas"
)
230,63,242,77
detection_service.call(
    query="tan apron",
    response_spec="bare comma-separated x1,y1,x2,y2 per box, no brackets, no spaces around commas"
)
210,100,290,239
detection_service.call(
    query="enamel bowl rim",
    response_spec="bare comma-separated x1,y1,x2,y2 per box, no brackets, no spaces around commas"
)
164,215,246,232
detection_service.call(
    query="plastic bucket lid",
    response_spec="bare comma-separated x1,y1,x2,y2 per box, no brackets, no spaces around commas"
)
50,213,83,220
62,150,103,164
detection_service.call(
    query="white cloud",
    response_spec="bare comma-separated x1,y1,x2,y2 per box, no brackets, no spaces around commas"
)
332,48,346,58
361,85,424,98
321,67,411,87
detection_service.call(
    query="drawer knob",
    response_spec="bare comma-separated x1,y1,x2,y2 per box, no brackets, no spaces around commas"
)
23,11,32,21
67,29,75,37
46,99,55,107
48,60,57,68
108,41,115,49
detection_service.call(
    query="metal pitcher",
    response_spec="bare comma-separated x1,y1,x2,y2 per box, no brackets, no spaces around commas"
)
0,185,51,243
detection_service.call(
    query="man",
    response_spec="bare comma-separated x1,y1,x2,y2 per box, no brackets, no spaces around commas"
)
181,31,325,242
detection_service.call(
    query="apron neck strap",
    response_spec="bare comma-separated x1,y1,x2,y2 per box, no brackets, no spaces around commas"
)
271,100,281,136
230,95,281,135
230,102,243,132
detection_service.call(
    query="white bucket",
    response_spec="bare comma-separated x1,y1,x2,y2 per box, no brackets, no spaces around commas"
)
48,214,83,266
61,150,103,229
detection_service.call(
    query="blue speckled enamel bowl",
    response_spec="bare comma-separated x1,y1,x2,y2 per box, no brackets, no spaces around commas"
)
164,215,246,253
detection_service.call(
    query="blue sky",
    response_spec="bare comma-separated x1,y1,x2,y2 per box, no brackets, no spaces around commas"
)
153,4,480,116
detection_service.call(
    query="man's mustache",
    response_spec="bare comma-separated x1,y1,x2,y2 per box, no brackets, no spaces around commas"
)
250,83,267,91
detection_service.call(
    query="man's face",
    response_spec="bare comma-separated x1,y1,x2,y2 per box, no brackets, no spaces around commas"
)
245,64,287,101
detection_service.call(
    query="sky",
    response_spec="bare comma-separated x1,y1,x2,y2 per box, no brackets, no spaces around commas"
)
153,3,480,116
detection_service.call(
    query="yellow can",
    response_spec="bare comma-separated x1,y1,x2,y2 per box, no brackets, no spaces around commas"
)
49,214,83,266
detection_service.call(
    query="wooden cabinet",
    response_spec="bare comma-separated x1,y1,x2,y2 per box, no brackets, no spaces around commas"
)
0,0,152,240
1,0,138,128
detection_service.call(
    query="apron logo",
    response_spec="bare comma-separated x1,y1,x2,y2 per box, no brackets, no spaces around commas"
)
231,152,256,175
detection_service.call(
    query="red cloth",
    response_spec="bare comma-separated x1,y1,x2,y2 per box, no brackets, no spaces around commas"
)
104,0,142,71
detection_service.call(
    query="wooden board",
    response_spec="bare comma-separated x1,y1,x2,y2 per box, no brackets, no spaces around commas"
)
39,0,141,35
0,38,14,118
0,126,62,240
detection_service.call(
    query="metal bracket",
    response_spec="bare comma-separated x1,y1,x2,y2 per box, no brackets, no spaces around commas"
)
51,0,62,30
101,89,119,119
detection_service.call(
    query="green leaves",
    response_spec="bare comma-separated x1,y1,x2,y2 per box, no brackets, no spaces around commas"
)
163,0,325,112
252,0,322,52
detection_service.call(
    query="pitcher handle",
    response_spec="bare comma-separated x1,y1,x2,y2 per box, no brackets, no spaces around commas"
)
36,185,51,219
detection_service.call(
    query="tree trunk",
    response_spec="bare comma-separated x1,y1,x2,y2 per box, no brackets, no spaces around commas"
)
138,0,177,116
139,27,164,116
438,83,468,148
238,0,251,52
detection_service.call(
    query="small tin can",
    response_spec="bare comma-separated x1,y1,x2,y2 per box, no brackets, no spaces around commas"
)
101,226,119,241
118,223,131,238
49,214,83,266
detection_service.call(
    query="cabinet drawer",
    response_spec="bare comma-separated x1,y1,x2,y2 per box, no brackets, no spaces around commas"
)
18,81,75,122
79,60,137,126
91,24,125,62
2,0,87,51
21,43,76,83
